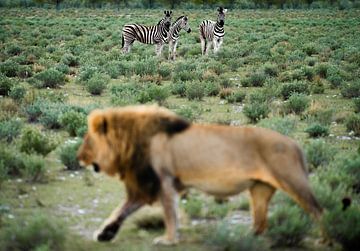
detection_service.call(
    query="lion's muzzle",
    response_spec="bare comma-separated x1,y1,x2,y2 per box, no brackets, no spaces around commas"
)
93,163,100,173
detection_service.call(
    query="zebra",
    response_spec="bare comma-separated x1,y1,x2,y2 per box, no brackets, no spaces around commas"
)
199,7,227,55
121,10,172,57
168,16,191,60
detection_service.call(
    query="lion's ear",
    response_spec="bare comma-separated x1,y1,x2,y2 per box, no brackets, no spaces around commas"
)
88,110,108,135
160,116,190,135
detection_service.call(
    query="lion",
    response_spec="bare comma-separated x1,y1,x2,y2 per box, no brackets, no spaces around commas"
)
77,105,323,245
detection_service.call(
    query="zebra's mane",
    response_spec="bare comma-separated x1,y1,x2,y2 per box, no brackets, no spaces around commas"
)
172,15,185,25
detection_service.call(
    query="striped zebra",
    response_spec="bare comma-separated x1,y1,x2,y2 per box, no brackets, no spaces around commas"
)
168,16,191,60
121,10,172,57
199,7,227,55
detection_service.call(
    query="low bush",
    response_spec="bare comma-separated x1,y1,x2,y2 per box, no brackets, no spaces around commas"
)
322,205,360,251
219,88,233,99
61,53,79,67
77,65,99,83
0,118,23,143
85,73,110,95
310,79,325,94
207,221,268,251
31,68,66,88
284,93,310,115
0,60,20,77
226,91,246,104
305,123,329,138
242,71,266,87
0,74,15,96
143,84,170,105
158,62,172,79
181,195,203,218
345,114,360,136
175,105,201,121
280,81,310,100
267,205,311,247
20,126,57,156
0,214,66,251
306,108,334,125
59,139,83,170
186,81,205,101
262,63,278,77
59,110,87,137
9,84,27,102
205,81,220,97
354,98,360,113
243,103,270,123
171,82,186,97
315,63,330,78
305,139,337,169
341,82,360,98
22,154,46,182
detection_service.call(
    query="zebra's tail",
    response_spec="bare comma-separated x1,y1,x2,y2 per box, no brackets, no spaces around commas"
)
121,35,124,48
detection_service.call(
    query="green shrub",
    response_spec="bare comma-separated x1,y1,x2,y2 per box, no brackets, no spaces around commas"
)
77,65,99,83
342,154,360,193
341,82,360,98
0,160,7,186
0,214,66,251
0,118,23,143
59,139,82,170
20,127,56,156
322,205,360,251
175,105,201,121
186,81,205,101
205,201,230,219
9,84,27,102
38,102,68,129
6,44,22,56
242,71,266,87
85,73,110,95
267,205,311,247
280,81,310,100
171,82,186,97
306,108,334,125
173,70,201,82
327,66,343,88
226,91,246,104
61,53,79,67
354,98,360,113
133,59,157,76
181,196,203,218
207,221,268,251
205,81,220,97
59,110,87,137
31,68,66,88
55,63,70,74
345,114,360,136
0,143,25,177
110,83,138,106
315,63,330,78
310,79,325,94
258,117,297,136
0,60,20,77
22,154,46,182
158,62,172,79
243,103,270,123
0,74,15,96
305,139,337,169
284,93,310,115
305,123,329,138
263,63,278,77
303,42,319,56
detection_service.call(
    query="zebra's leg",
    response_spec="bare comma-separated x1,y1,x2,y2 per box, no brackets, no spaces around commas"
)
200,36,206,56
214,38,223,53
122,40,133,54
155,43,164,57
168,41,173,60
205,41,212,56
172,41,178,60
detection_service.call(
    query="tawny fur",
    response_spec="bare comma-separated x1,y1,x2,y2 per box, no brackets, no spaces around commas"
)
77,105,322,245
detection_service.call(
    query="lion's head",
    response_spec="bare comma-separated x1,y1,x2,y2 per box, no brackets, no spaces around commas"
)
77,105,190,203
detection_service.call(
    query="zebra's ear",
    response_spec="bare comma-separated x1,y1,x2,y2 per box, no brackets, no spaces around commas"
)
223,9,228,13
184,16,188,21
217,7,223,12
170,10,173,15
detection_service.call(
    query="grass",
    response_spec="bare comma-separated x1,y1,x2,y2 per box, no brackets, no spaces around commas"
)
0,7,359,251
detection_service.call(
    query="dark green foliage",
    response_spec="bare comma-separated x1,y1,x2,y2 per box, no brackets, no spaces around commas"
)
0,118,23,143
186,81,205,101
20,127,56,156
0,215,66,251
59,110,87,137
315,63,330,78
305,123,329,138
354,98,360,113
243,102,270,123
9,84,27,102
0,60,20,77
85,73,110,95
175,105,201,121
55,63,70,74
341,82,360,98
345,114,360,136
0,74,15,96
110,83,139,105
207,222,268,251
258,117,297,136
263,63,278,77
171,82,186,97
22,154,46,182
6,44,22,56
31,68,66,88
242,71,266,87
140,84,170,105
226,90,246,103
59,140,83,170
77,65,99,83
284,93,310,114
305,139,336,169
205,81,220,97
61,53,79,67
310,79,325,94
267,205,311,247
280,81,310,100
158,63,172,79
322,205,360,251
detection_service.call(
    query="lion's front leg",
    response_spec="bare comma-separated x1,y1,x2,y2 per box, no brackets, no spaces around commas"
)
95,200,143,242
153,176,179,245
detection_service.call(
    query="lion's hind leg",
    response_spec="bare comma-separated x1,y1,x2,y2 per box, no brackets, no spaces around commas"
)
249,181,276,234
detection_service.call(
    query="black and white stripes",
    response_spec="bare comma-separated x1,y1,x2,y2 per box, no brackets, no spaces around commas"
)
199,7,227,55
121,10,172,56
168,16,191,60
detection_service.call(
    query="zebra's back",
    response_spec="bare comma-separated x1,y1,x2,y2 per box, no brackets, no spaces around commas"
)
122,24,159,45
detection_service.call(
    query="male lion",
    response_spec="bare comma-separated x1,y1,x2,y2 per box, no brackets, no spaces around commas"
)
77,105,322,245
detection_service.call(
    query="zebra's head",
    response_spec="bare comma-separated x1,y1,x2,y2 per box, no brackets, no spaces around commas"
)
217,7,227,27
174,16,191,33
163,10,173,29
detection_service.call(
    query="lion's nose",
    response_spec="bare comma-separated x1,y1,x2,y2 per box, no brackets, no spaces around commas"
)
93,163,100,173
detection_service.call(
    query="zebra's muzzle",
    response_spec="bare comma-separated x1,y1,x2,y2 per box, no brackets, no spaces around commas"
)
187,28,191,33
219,20,224,26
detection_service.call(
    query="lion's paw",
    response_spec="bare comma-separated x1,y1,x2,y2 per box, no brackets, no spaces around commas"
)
94,223,119,242
153,235,178,246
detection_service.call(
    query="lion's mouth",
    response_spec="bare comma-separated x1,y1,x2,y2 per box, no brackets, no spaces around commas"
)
93,163,100,173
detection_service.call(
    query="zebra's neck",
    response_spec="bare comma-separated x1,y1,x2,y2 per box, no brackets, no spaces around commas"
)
216,21,224,29
170,20,182,40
